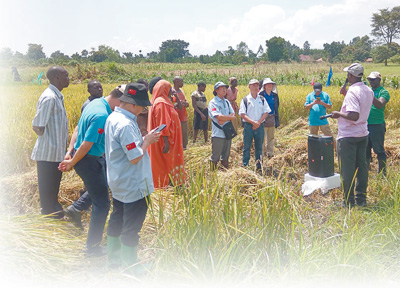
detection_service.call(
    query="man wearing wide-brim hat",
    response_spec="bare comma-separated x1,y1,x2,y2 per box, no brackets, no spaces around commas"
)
332,63,374,208
366,71,390,176
104,83,160,273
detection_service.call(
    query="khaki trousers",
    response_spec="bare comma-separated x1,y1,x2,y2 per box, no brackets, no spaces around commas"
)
263,126,275,157
309,124,336,149
309,124,332,136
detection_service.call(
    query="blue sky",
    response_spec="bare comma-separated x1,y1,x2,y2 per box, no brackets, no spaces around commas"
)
0,0,398,56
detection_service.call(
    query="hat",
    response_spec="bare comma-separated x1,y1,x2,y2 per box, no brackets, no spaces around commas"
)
119,83,152,107
313,82,322,92
367,71,382,79
249,79,259,85
260,78,278,94
262,78,276,86
344,63,364,78
213,81,229,96
116,84,126,94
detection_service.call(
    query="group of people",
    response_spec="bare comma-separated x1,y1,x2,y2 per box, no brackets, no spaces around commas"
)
304,63,390,208
30,62,390,272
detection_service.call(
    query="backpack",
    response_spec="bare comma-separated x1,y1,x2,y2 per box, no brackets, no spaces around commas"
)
241,96,265,127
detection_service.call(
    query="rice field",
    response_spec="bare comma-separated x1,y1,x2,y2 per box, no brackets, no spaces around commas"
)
1,68,400,287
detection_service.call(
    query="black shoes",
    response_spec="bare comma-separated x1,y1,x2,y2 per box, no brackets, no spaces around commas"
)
84,245,107,258
64,205,83,229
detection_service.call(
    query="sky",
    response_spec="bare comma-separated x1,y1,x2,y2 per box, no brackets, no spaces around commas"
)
0,0,398,57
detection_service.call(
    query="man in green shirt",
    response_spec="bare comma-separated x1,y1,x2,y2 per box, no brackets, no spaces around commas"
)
366,72,390,176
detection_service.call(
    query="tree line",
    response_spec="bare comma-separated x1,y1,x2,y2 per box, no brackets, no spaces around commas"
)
1,6,399,67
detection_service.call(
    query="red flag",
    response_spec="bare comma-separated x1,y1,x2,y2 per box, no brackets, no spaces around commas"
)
98,128,104,134
311,77,315,86
126,142,136,151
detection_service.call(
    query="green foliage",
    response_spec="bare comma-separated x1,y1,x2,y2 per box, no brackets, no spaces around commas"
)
266,36,289,62
26,43,46,61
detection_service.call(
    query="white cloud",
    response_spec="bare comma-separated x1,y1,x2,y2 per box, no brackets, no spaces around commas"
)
179,0,400,55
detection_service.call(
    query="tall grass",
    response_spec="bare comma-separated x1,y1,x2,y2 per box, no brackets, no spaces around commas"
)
1,82,399,176
1,71,400,285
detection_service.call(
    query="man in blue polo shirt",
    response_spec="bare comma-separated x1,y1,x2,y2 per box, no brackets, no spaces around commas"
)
58,89,121,257
304,82,333,138
208,81,236,170
105,83,160,272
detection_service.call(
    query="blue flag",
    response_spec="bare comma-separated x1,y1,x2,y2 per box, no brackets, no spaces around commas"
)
326,66,333,86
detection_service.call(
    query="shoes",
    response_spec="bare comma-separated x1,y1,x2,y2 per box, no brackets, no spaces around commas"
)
64,205,83,229
84,245,107,258
356,201,367,207
341,201,355,209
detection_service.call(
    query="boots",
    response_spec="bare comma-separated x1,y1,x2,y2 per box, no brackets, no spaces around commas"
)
107,235,121,269
378,159,387,176
120,243,149,276
221,160,229,169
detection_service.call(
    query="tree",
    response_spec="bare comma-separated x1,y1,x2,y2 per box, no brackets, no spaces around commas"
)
372,42,399,63
371,6,400,65
81,49,89,58
256,45,264,57
236,41,249,56
323,41,346,62
303,41,311,54
159,39,190,62
0,47,13,63
266,37,289,62
49,50,70,64
26,43,46,61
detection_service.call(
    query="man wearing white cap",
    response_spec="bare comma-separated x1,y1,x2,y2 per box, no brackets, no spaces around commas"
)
239,79,270,172
366,72,390,176
332,63,374,208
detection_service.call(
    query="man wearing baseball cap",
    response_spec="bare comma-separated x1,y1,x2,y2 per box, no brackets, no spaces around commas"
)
208,81,236,170
304,82,334,139
59,85,122,256
332,63,374,208
239,79,271,173
366,71,390,176
105,83,160,272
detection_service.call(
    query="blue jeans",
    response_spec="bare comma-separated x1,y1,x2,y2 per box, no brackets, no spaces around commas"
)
72,191,92,211
242,123,264,168
74,155,110,249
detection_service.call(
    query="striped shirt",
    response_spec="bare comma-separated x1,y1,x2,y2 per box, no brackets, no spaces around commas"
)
31,84,69,162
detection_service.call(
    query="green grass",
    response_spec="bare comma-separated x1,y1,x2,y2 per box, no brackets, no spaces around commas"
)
1,65,400,285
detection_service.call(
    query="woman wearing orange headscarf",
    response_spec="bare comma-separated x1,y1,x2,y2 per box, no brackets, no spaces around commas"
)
148,80,185,188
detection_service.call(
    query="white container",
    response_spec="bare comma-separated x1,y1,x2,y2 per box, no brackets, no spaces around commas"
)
302,173,341,196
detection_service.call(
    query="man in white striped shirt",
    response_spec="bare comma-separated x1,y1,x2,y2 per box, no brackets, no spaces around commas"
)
31,66,70,218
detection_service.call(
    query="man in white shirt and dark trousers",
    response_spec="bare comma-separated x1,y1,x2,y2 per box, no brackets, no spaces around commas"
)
239,79,271,173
